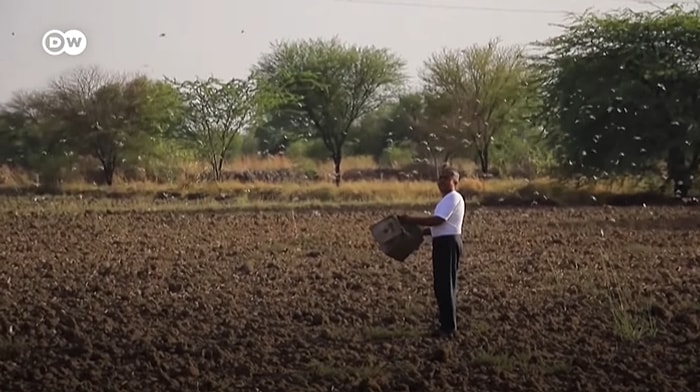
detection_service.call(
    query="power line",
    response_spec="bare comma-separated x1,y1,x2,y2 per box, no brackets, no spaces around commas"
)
333,0,569,15
334,0,698,14
616,0,699,4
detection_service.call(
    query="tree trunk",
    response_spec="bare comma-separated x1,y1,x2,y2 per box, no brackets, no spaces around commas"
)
333,156,342,187
99,156,116,186
210,159,221,182
432,154,441,179
673,176,691,198
667,147,693,198
217,153,226,182
103,164,115,186
478,148,490,174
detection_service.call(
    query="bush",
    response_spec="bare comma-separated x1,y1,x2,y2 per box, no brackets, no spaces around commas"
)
379,145,413,168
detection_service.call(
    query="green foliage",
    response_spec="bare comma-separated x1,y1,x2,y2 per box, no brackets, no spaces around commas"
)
132,138,196,183
420,39,537,173
341,96,421,163
490,125,554,177
285,139,329,161
238,132,259,157
379,144,414,168
10,19,700,192
253,108,312,156
404,91,468,170
254,36,407,185
344,103,397,160
0,66,182,186
167,75,283,181
535,5,700,196
0,97,55,169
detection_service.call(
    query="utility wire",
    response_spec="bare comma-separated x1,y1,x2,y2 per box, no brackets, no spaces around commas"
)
334,0,566,14
334,0,697,14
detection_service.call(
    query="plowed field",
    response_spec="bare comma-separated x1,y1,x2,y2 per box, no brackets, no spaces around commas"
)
1,205,699,391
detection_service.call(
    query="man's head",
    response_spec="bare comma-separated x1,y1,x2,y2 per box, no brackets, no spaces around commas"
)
437,167,460,195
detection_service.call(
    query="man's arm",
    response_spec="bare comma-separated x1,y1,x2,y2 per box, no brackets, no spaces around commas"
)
398,215,445,227
398,195,458,229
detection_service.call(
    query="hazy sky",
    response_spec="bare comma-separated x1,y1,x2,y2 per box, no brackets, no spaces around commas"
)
0,0,677,103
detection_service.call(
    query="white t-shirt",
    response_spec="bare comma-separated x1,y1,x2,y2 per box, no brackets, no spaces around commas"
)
431,190,465,237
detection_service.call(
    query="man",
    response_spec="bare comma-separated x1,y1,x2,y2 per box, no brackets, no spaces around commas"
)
398,167,465,338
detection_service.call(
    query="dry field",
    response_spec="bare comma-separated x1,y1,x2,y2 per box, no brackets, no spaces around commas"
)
1,204,699,391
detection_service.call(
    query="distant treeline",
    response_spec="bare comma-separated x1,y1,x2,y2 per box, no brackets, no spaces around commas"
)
1,5,698,196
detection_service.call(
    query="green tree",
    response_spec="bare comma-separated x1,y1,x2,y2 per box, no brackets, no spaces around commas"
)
253,108,313,156
489,124,553,178
398,92,471,174
0,90,67,184
53,69,182,185
343,104,392,160
343,101,412,161
254,36,406,185
0,91,49,168
1,66,182,186
535,6,700,197
420,38,536,174
168,74,284,181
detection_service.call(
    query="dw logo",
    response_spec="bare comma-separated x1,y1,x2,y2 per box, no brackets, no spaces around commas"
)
42,29,87,56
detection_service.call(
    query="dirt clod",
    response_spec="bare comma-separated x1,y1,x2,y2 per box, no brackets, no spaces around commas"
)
1,205,699,391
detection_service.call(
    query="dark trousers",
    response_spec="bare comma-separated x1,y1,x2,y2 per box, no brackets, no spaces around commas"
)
432,235,462,332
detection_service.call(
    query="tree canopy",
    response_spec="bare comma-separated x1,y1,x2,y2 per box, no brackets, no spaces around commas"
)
535,5,700,196
2,10,700,197
253,37,406,185
420,39,537,174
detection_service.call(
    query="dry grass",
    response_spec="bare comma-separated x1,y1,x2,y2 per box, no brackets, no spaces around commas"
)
598,248,658,341
177,155,381,177
0,156,382,188
0,176,675,216
0,176,652,202
1,155,689,213
0,156,484,187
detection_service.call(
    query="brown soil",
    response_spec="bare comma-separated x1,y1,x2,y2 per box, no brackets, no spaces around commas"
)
1,206,699,391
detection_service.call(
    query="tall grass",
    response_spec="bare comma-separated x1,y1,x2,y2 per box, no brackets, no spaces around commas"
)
0,154,689,210
178,155,382,176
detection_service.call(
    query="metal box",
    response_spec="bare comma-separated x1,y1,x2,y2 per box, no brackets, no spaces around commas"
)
370,215,424,262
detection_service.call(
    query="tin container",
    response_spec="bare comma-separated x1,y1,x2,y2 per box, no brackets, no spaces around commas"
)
370,215,424,262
